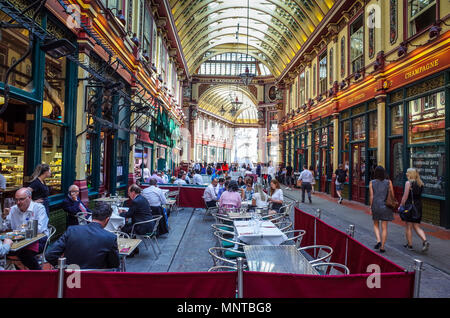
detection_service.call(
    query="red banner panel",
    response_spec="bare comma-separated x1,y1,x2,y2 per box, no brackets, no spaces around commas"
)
64,271,237,298
0,270,58,298
243,271,414,298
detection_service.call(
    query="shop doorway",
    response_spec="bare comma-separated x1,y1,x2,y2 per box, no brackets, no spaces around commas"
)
390,138,404,202
351,142,366,203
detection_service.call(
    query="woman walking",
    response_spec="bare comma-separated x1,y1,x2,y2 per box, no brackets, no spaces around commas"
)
368,166,395,253
399,168,430,252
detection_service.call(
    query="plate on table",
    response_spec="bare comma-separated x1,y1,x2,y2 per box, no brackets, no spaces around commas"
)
11,235,25,241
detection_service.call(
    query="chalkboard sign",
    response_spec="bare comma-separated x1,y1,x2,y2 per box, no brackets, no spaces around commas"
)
410,145,446,197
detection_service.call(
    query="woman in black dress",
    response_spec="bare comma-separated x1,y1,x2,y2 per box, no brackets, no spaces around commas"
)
28,164,51,216
399,168,430,252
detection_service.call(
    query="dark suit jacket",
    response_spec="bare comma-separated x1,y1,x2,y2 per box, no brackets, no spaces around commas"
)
120,195,153,235
62,196,92,227
45,222,120,270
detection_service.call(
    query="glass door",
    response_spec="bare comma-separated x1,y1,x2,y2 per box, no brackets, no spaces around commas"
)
351,142,366,203
390,138,404,202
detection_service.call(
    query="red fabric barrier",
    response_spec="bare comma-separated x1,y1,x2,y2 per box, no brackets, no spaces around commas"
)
294,207,315,247
0,270,58,298
64,271,236,298
294,207,405,274
243,271,414,298
159,186,206,209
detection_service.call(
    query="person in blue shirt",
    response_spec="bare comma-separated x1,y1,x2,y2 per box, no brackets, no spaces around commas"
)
211,169,223,182
216,178,226,199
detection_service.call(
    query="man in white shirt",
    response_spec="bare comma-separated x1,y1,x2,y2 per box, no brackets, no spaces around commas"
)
2,188,49,270
192,170,204,185
203,178,218,208
298,165,314,204
267,163,275,184
142,179,167,208
161,171,169,184
173,173,187,185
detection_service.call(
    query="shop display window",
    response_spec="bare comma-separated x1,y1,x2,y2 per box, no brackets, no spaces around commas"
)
0,11,33,92
390,104,404,136
352,116,366,141
41,122,63,195
43,55,66,121
408,91,445,145
341,120,350,151
410,144,445,197
369,112,378,148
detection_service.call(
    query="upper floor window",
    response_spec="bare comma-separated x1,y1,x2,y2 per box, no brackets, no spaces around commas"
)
350,15,364,74
319,52,327,95
408,0,436,37
299,72,305,106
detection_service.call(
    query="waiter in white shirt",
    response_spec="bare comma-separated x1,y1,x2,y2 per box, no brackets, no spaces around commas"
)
2,188,49,270
203,178,218,208
298,165,314,204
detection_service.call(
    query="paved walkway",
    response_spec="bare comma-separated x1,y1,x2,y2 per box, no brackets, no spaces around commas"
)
125,190,450,298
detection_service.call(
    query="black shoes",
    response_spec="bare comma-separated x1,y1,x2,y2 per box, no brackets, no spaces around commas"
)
422,241,430,252
338,197,343,204
404,244,413,251
379,249,386,253
374,242,381,250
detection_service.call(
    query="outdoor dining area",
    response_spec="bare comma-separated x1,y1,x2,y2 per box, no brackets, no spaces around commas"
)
0,184,421,298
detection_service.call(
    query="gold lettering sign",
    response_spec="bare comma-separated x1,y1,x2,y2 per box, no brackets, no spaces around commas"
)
348,93,366,104
404,59,439,80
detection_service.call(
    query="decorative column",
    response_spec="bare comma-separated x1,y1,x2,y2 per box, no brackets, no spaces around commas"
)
307,121,313,168
331,112,339,198
73,50,90,205
376,95,387,168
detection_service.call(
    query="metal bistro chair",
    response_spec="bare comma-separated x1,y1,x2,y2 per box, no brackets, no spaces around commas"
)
213,230,247,251
208,247,246,267
130,215,163,259
203,199,218,221
298,245,333,264
312,262,350,275
38,224,57,265
76,212,92,225
282,229,306,248
112,231,130,239
208,265,238,272
165,190,180,216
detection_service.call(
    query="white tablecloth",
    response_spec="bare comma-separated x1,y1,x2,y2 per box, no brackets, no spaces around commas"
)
234,220,287,246
89,207,125,231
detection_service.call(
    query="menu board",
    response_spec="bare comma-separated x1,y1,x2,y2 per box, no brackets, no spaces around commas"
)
410,145,446,197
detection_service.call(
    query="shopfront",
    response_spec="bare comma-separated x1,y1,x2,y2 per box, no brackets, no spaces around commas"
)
387,71,449,227
294,124,308,172
0,9,77,207
339,101,378,204
311,117,334,194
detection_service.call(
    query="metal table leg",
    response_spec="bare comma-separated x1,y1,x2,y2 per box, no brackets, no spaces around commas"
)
120,255,126,272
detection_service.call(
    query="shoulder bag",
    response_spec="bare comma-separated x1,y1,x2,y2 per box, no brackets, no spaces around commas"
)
385,181,399,210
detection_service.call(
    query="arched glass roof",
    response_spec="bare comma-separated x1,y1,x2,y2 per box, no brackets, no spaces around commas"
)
170,0,336,77
198,85,259,124
198,53,271,76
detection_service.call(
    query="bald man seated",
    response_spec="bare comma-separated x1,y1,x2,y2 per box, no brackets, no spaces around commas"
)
62,185,92,227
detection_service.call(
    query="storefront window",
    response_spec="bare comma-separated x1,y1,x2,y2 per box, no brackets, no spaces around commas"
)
0,11,33,92
369,111,378,148
116,140,126,185
41,122,63,195
43,55,66,121
0,98,26,191
342,120,350,151
408,91,445,144
352,116,366,141
100,133,105,186
390,104,403,135
410,144,445,197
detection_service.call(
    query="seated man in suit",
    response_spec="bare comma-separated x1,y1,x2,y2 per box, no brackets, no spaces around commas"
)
45,203,120,270
62,185,91,227
120,184,154,236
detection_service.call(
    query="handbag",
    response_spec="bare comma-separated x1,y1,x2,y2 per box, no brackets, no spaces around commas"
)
296,179,302,187
385,183,398,210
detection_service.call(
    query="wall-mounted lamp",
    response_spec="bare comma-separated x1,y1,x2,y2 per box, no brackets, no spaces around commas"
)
41,38,76,59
